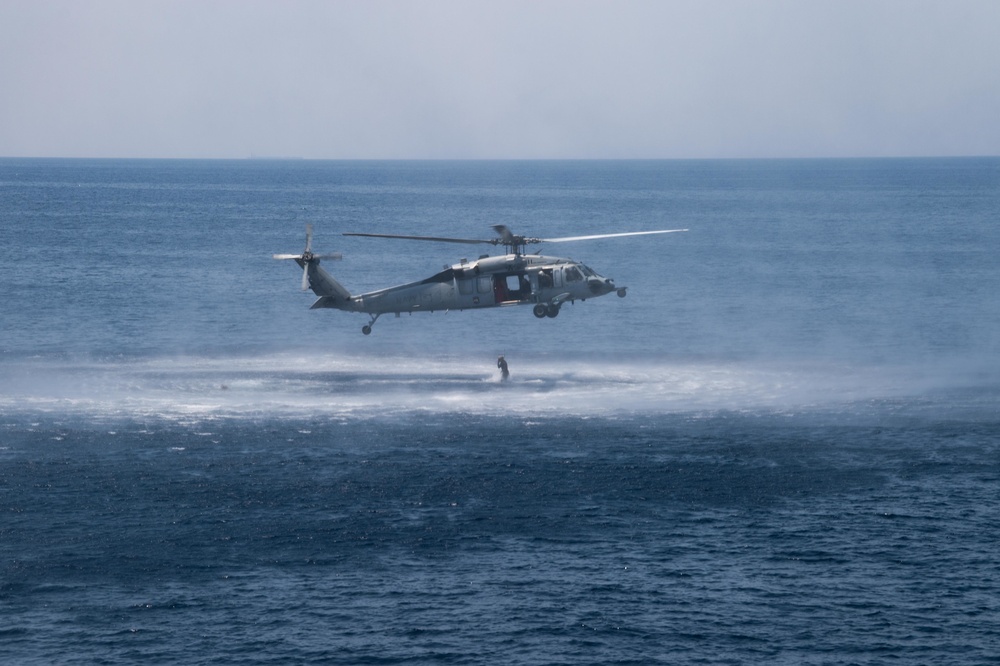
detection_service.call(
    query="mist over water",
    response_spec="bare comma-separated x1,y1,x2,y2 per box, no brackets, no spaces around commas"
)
2,159,999,664
2,351,996,426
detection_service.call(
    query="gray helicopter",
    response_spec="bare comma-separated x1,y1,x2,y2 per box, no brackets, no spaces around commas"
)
274,224,687,334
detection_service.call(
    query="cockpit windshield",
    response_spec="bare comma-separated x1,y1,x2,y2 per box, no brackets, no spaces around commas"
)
562,263,601,283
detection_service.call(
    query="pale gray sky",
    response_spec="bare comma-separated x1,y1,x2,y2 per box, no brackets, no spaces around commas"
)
2,0,998,159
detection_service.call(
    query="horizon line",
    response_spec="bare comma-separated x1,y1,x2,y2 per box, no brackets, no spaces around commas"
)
2,154,999,162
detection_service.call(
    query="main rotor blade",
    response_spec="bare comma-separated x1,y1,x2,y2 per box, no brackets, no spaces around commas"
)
344,232,489,245
541,229,688,243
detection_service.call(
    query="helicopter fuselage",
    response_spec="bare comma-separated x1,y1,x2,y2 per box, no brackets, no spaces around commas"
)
304,253,622,332
276,224,685,334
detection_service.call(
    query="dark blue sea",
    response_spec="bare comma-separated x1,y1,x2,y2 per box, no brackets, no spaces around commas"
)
2,158,999,664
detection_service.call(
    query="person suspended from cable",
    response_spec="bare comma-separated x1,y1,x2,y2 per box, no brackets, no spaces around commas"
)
497,355,510,382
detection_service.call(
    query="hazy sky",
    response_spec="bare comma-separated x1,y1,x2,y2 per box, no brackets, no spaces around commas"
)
2,0,999,159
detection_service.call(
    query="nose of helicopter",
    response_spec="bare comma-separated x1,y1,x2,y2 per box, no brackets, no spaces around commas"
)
588,276,616,295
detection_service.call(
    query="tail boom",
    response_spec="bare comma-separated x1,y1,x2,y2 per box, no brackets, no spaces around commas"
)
299,259,352,304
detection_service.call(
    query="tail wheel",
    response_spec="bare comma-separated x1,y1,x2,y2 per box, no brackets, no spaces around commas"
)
362,325,372,335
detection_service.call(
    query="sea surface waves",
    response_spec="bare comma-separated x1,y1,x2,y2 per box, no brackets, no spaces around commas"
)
2,158,999,664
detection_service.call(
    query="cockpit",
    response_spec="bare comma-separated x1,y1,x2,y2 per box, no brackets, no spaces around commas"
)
563,263,601,282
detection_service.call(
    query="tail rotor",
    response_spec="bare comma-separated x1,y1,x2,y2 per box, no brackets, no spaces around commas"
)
273,224,343,291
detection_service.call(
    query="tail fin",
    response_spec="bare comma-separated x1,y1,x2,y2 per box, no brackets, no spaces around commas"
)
304,260,352,303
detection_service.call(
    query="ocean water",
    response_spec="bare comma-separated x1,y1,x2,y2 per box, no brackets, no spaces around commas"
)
1,158,999,664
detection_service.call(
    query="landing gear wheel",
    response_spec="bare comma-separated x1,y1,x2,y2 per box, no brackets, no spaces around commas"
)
533,304,548,319
617,288,627,298
361,313,380,335
546,305,560,318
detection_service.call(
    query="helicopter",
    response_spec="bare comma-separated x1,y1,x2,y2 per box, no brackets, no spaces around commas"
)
274,224,687,334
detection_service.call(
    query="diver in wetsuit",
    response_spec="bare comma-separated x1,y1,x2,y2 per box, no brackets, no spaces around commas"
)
497,355,510,382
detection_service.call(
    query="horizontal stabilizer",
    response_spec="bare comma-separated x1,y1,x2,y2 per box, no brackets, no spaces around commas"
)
311,296,341,309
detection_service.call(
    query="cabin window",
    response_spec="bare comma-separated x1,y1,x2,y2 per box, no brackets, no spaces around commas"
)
477,276,492,294
459,278,474,295
565,266,583,282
